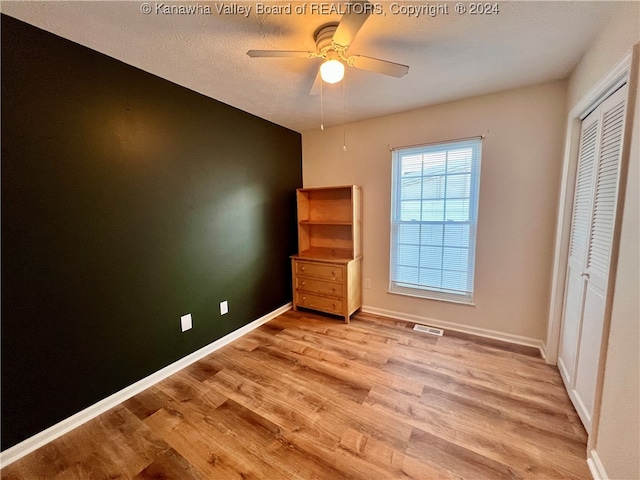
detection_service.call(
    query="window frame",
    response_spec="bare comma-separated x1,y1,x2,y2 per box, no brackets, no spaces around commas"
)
389,138,482,304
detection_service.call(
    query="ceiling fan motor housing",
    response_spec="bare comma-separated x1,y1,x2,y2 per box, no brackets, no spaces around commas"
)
314,23,340,53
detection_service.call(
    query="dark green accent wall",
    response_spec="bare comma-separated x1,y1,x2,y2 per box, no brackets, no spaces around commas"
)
1,14,302,451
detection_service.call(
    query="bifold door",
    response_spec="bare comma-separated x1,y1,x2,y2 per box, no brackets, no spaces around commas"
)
558,84,628,433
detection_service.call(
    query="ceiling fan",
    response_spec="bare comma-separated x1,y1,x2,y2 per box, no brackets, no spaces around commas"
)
247,0,409,95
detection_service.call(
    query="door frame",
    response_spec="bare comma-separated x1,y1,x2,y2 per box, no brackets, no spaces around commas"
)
545,44,638,445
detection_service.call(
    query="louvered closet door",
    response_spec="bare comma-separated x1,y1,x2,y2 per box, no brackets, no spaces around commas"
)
557,109,599,390
558,84,628,433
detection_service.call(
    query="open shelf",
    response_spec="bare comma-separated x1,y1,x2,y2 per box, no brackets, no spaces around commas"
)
299,220,353,226
296,186,362,259
293,247,354,263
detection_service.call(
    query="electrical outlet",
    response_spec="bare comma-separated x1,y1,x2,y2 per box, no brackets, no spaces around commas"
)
364,278,371,289
180,313,192,332
220,301,228,315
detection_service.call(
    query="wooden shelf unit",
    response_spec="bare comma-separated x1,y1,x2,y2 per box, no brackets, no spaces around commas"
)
291,185,362,323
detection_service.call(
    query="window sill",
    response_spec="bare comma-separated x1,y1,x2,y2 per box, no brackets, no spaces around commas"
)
387,289,476,306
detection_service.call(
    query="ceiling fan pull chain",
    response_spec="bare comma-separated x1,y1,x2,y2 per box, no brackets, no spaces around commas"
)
343,74,347,151
320,79,325,131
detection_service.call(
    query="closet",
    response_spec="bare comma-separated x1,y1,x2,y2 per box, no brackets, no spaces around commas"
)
558,84,629,433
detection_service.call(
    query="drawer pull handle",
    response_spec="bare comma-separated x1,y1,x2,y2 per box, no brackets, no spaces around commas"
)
332,270,336,276
332,287,336,292
301,266,305,271
302,281,306,286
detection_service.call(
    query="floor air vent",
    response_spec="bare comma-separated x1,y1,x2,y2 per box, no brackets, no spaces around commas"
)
413,324,444,336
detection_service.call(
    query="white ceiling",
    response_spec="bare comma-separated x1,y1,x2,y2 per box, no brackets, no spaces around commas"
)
1,1,626,133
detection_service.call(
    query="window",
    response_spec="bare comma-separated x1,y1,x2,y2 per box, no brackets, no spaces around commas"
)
390,138,482,303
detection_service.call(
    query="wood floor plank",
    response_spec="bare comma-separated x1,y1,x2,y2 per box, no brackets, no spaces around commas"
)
365,385,588,479
210,398,347,480
1,310,591,479
419,384,587,447
276,327,391,366
384,346,574,412
123,385,173,421
274,311,399,346
406,426,520,480
243,343,372,404
249,328,425,397
394,340,566,391
338,427,452,480
165,396,318,480
208,345,414,451
418,368,586,442
153,370,228,415
206,368,333,436
1,406,171,480
206,370,405,479
1,442,70,479
180,355,223,383
351,313,559,384
143,407,259,479
383,355,586,442
132,448,203,480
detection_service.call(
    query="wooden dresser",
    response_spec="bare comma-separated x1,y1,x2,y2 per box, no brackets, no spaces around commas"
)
291,185,362,323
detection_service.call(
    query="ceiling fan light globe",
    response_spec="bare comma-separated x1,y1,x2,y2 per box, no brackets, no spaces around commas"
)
320,59,345,84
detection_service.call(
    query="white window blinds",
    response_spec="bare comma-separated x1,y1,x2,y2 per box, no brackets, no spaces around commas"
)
390,138,482,303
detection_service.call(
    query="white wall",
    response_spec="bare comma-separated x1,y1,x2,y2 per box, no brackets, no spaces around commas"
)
568,3,640,109
302,81,566,343
566,3,640,479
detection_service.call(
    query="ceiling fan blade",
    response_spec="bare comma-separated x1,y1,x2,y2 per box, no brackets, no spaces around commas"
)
247,50,314,58
350,55,409,78
332,1,372,49
309,71,323,96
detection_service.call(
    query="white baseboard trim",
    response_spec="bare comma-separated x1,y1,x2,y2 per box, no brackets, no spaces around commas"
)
0,303,292,469
538,343,548,361
360,305,545,355
587,449,608,480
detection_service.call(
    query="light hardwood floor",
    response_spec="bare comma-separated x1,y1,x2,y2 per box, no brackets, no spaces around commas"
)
1,310,590,479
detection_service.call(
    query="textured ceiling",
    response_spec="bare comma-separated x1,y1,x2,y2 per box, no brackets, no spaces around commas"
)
1,1,625,132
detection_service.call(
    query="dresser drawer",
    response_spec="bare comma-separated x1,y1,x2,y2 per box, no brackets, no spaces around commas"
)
294,261,344,281
296,277,342,297
296,292,343,315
